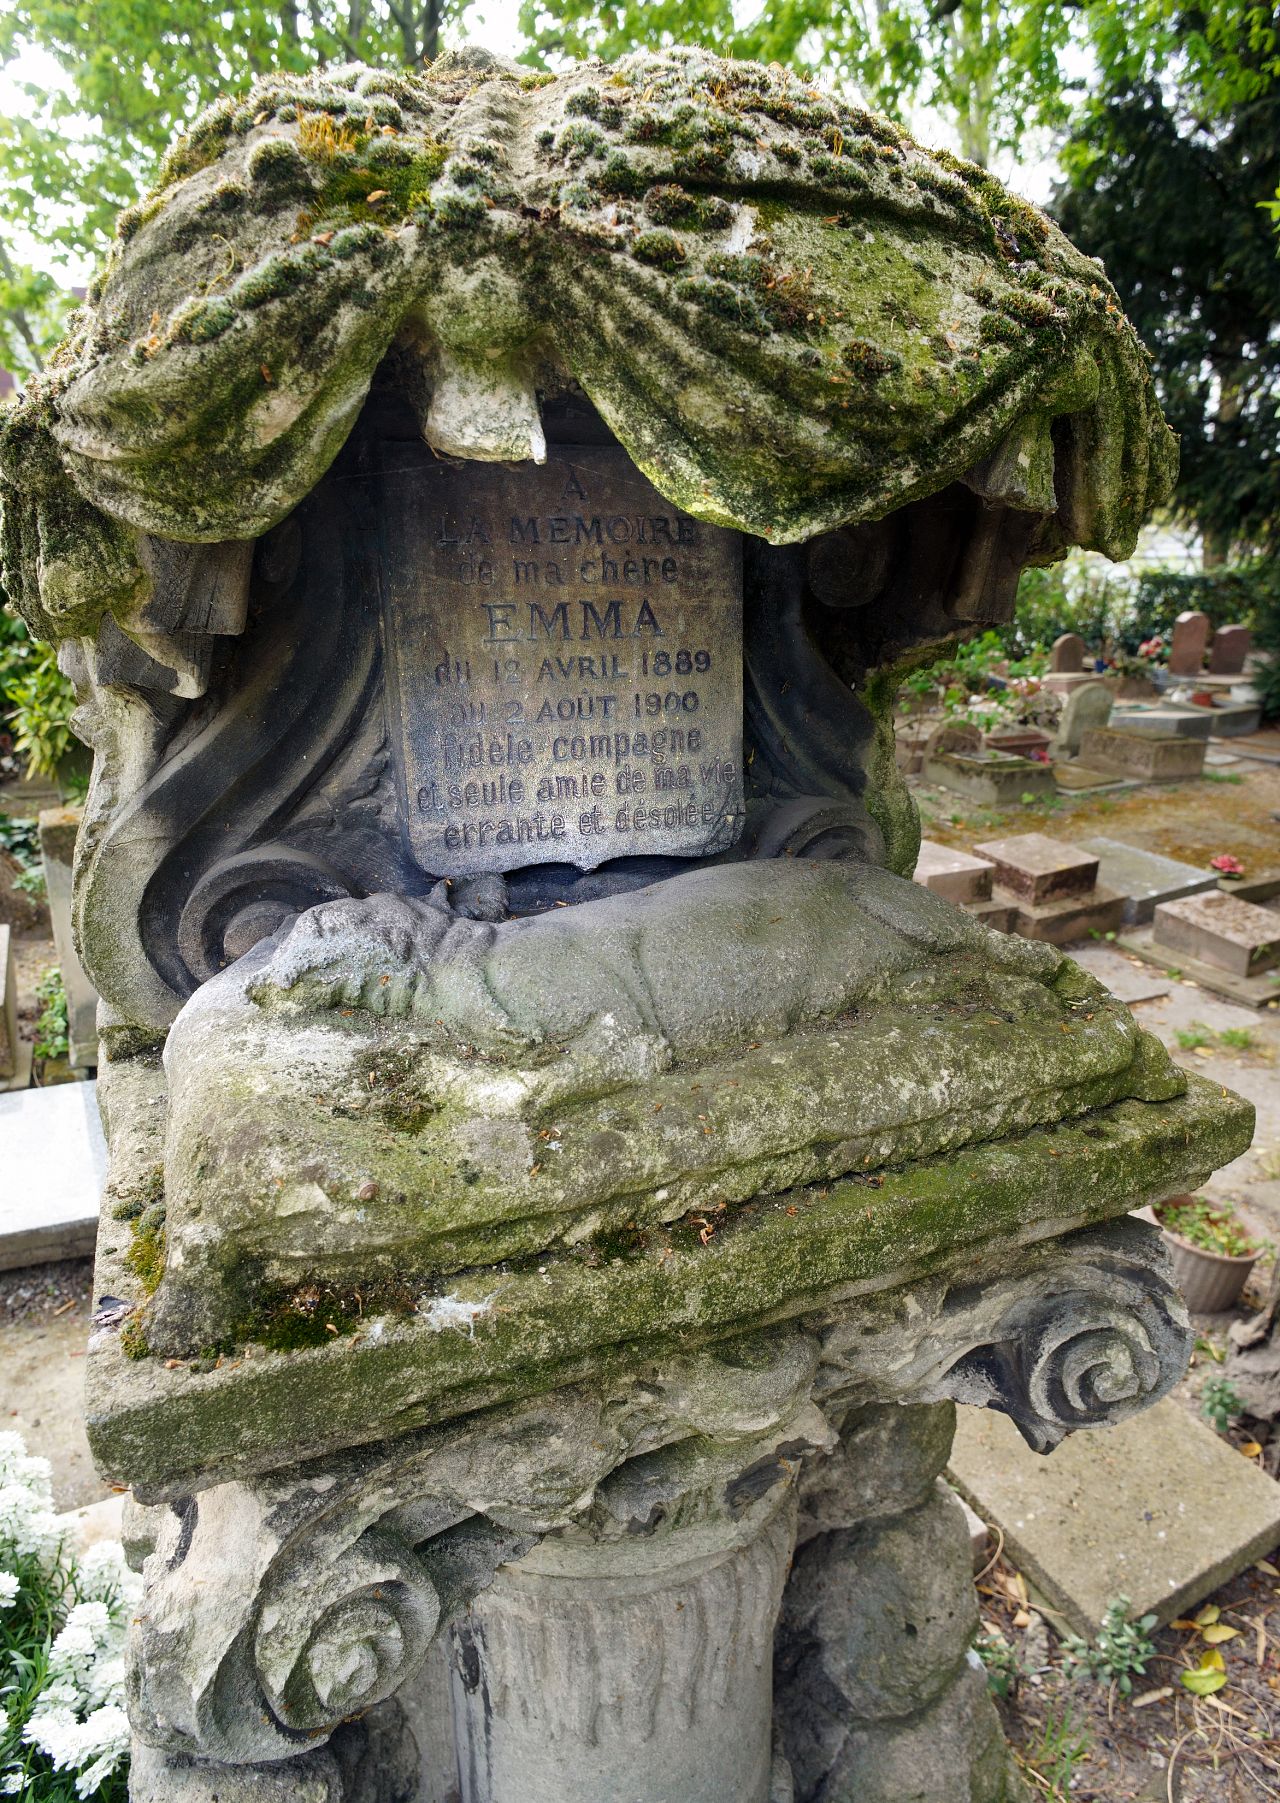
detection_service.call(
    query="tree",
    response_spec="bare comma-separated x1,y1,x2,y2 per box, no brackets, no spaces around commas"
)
0,2,463,375
517,0,1078,166
1053,73,1280,560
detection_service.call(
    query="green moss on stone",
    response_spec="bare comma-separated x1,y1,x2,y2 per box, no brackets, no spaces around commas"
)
632,229,687,270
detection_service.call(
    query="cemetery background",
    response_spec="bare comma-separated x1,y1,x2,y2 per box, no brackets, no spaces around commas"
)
0,3,1278,1802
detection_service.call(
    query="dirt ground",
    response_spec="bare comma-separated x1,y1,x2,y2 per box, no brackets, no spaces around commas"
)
918,744,1280,876
0,1257,105,1510
913,750,1280,1800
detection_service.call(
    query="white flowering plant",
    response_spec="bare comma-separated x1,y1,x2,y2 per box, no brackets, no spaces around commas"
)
0,1433,137,1800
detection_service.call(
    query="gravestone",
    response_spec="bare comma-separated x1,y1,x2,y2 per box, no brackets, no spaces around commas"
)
913,841,994,904
1054,679,1112,756
1169,609,1211,677
1078,724,1207,782
1050,632,1087,674
0,46,1252,1803
1153,891,1280,978
1209,624,1252,676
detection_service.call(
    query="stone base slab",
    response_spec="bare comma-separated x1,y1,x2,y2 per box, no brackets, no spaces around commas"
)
1051,763,1131,793
1110,707,1213,741
996,883,1125,946
972,833,1099,904
1078,726,1207,782
0,1078,105,1270
1153,890,1280,977
948,1395,1280,1637
1117,930,1280,1010
85,1067,1251,1500
913,841,994,903
1075,836,1217,926
920,752,1057,805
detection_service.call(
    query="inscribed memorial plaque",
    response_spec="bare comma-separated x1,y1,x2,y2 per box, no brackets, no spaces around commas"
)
378,448,745,876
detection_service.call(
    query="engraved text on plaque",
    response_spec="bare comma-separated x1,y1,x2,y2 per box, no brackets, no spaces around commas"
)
378,447,745,876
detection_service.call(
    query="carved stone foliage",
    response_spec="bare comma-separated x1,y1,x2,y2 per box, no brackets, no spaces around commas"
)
124,1218,1188,1773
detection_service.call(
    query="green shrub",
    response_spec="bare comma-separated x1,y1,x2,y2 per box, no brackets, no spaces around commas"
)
1,612,77,779
1062,1595,1158,1695
33,968,68,1064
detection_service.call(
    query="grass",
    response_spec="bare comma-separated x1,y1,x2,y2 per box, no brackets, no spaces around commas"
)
1175,1023,1214,1050
1016,1706,1090,1798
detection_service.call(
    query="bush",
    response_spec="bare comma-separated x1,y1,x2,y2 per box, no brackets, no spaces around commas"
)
33,969,69,1065
1127,566,1270,650
0,1432,138,1799
0,611,77,780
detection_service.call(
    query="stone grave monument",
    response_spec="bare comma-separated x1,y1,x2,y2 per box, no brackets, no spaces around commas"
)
1209,623,1252,676
1168,609,1212,679
0,47,1254,1803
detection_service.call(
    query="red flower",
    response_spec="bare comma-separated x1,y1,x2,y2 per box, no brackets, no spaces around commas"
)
1210,854,1245,877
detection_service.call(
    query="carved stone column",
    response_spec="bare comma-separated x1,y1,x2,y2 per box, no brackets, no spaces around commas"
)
446,1483,796,1803
775,1403,1025,1803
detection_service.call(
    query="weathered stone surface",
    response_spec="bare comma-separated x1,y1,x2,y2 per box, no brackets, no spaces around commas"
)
922,750,1056,805
1053,680,1111,757
797,1402,957,1540
1210,624,1252,676
0,52,1174,574
38,805,99,1068
378,447,746,876
1169,609,1210,677
949,1396,1280,1636
1109,705,1213,740
1078,725,1207,782
1075,836,1216,926
782,1485,978,1721
449,1484,796,1803
1203,700,1263,738
971,833,1099,904
912,841,994,903
1050,632,1086,674
1000,884,1125,946
1153,890,1280,977
84,1116,1234,1498
138,864,1189,1354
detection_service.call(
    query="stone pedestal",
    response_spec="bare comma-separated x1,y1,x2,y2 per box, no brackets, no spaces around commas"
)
448,1489,795,1803
777,1404,1024,1803
0,40,1235,1803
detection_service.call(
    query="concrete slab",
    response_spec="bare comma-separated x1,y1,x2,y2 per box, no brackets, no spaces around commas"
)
998,883,1124,946
913,840,994,904
1075,836,1217,926
972,832,1099,904
1208,703,1263,738
1079,726,1207,783
1117,930,1280,1010
1153,891,1280,978
948,1395,1280,1637
964,898,1018,933
0,1080,105,1270
1224,872,1280,905
1052,763,1130,793
1110,707,1213,741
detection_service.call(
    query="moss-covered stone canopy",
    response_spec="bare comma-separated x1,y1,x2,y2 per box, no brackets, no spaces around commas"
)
2,43,1173,589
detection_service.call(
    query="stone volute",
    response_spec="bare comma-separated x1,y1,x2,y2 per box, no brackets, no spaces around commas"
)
0,44,1252,1803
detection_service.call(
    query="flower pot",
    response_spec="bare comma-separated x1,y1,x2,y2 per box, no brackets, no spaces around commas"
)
1161,1226,1260,1313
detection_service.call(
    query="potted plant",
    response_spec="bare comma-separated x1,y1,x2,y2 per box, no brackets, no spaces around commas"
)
1155,1194,1264,1312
